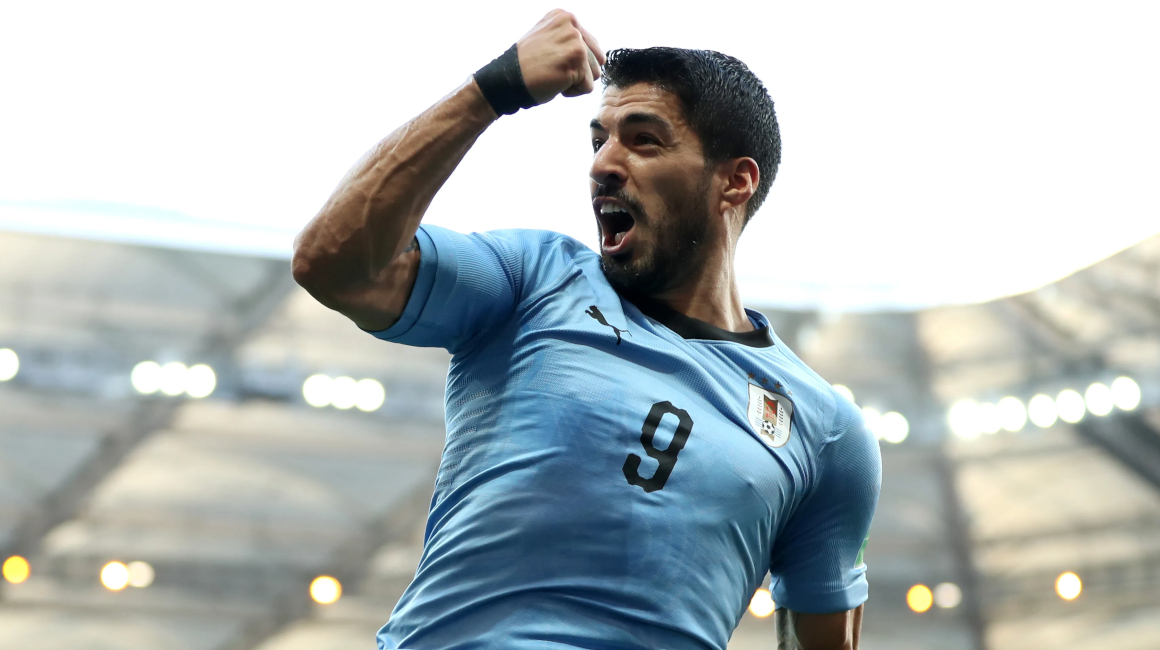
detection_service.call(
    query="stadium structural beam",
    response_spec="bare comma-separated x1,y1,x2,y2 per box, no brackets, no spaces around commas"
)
903,313,989,650
1000,291,1160,499
224,475,437,650
1074,413,1160,494
0,261,296,562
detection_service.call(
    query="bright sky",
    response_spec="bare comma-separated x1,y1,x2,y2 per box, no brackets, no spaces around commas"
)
1,1,1157,311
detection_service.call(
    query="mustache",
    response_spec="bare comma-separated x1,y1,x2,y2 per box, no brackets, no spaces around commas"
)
592,185,647,222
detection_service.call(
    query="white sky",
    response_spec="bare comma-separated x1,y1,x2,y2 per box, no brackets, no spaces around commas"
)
1,1,1157,311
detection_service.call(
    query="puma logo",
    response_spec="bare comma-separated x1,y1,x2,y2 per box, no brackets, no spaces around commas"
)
586,305,630,345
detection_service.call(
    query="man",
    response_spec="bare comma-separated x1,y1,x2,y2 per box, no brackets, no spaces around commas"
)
293,9,880,650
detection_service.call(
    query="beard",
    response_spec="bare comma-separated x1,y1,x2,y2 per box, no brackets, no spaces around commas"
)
598,170,713,298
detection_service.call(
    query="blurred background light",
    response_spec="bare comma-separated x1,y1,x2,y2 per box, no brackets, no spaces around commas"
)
833,384,855,404
185,364,216,399
130,361,161,394
861,407,882,440
880,412,909,444
1111,376,1141,411
948,399,981,439
1027,394,1058,428
1084,382,1114,416
330,377,358,410
977,402,1002,435
302,374,333,408
100,561,129,591
126,561,154,588
748,588,775,618
0,348,18,381
1056,390,1086,424
933,582,962,609
1056,572,1082,601
997,396,1027,432
310,575,342,605
2,556,30,584
906,584,933,613
158,362,188,397
355,378,386,412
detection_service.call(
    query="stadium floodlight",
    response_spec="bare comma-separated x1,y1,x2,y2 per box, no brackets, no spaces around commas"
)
330,376,358,410
833,384,855,404
997,396,1027,432
977,402,1002,435
185,364,216,399
1110,376,1141,411
310,575,342,604
860,407,883,440
906,584,933,613
100,561,129,591
933,582,962,609
748,588,775,618
1055,572,1082,601
1027,394,1058,428
0,348,18,381
1084,382,1114,416
948,399,981,439
131,361,162,394
880,412,909,444
2,556,30,584
127,561,154,588
1056,389,1086,424
302,374,333,408
355,378,386,412
159,362,188,396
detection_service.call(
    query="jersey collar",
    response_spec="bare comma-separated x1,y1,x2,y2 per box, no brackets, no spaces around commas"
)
626,295,775,348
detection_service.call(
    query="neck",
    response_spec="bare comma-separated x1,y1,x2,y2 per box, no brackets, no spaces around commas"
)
652,239,753,333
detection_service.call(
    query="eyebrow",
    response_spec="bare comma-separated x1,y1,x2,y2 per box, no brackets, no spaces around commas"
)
589,112,674,136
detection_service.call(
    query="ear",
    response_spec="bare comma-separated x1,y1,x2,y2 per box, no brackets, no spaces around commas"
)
718,157,759,222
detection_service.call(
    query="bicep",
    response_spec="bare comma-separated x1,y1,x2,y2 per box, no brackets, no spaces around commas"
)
364,225,524,352
769,408,881,614
775,604,863,650
342,238,422,332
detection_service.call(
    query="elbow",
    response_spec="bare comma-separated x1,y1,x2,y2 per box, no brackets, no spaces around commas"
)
291,236,342,302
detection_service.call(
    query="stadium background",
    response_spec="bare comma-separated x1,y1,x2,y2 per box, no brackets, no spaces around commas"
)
1,2,1158,649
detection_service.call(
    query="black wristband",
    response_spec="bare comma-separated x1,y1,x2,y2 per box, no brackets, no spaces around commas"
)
473,43,537,116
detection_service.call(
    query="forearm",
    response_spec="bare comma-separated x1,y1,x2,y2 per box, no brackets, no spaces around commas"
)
292,78,497,298
775,605,863,650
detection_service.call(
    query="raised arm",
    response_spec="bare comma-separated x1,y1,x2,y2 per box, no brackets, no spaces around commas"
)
292,10,604,332
776,604,863,650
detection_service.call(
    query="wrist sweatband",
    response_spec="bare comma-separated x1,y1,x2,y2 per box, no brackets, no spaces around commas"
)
473,43,537,116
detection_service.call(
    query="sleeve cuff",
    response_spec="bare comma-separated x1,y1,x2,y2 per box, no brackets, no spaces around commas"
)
770,567,869,614
364,226,440,341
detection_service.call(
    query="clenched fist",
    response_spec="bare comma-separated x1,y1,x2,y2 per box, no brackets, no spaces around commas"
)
516,10,605,105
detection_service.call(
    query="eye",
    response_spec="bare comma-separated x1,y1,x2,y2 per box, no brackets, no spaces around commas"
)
592,138,604,153
635,133,660,146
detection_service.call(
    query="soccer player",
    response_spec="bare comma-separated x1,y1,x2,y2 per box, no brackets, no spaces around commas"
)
293,9,880,650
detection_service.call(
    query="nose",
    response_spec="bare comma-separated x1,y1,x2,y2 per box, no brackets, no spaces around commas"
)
590,138,627,190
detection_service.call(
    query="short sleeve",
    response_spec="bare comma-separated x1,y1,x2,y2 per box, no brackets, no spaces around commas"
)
768,398,882,614
366,224,525,353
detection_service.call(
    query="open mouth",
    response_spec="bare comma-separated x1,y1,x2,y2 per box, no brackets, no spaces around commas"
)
595,199,637,256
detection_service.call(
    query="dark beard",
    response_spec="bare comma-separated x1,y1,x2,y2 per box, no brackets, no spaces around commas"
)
599,171,712,298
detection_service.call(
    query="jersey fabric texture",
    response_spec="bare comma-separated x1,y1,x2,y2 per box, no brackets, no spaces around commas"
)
370,225,881,650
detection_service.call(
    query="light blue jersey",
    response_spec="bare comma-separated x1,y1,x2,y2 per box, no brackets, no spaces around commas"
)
371,225,880,650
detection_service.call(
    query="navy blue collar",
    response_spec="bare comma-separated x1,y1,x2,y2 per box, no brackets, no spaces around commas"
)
627,295,774,348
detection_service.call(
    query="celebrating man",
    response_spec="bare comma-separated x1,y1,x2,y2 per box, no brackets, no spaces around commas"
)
293,9,880,650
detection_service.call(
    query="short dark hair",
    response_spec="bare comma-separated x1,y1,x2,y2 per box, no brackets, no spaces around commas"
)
601,47,781,224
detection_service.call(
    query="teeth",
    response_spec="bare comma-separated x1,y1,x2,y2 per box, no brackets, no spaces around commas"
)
600,203,628,215
614,231,626,245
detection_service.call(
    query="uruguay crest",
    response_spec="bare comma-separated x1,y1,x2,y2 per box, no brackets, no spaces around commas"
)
747,383,794,448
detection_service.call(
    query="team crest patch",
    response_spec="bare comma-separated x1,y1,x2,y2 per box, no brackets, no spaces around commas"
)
747,383,794,448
